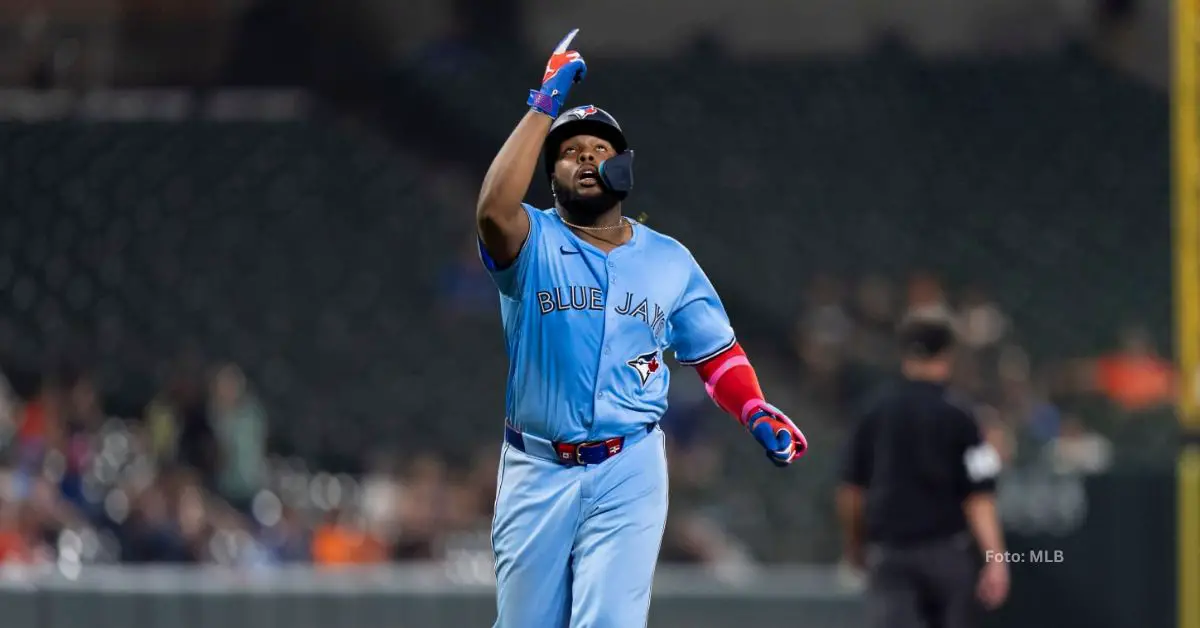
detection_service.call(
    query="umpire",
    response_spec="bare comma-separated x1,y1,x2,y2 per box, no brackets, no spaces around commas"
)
837,314,1009,628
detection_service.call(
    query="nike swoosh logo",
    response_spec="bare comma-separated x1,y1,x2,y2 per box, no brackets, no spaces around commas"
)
560,246,581,256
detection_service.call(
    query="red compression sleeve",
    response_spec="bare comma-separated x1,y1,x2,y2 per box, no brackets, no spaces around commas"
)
693,342,768,426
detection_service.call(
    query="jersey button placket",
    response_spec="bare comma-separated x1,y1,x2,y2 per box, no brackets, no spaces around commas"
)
590,261,613,431
596,253,623,429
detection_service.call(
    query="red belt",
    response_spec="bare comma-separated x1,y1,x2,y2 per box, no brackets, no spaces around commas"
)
504,423,654,466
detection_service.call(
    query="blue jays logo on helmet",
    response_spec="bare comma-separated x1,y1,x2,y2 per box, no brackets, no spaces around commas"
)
626,350,661,386
566,105,598,120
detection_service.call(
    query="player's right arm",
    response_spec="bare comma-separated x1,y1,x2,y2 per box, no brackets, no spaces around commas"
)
476,29,587,269
476,113,552,267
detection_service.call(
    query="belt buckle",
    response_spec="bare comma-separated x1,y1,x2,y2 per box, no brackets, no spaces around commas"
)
575,441,604,465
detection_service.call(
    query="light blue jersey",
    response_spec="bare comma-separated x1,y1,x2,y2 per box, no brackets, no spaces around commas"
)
481,204,734,443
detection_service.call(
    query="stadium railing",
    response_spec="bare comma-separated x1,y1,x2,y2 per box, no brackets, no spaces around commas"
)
0,563,864,628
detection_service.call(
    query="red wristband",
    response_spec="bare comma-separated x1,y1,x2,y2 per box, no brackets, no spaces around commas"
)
693,342,766,425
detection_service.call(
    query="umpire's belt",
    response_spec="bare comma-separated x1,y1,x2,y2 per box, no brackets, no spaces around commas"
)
504,422,655,466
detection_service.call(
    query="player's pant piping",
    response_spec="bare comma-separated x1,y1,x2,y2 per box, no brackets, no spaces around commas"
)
641,427,669,628
490,442,509,579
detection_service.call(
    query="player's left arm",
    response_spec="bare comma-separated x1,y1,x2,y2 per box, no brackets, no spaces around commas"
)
669,255,807,467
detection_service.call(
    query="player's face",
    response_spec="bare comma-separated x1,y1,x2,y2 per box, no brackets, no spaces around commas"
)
554,134,616,199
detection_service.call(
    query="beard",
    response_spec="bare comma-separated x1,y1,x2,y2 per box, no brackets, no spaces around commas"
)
554,180,624,223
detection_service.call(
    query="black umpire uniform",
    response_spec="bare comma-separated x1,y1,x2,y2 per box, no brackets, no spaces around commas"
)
837,315,1005,628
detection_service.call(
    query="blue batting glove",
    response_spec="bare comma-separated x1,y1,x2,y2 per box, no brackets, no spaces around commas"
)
746,404,808,467
528,29,587,118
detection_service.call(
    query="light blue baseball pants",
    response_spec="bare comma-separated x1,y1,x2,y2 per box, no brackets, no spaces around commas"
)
491,425,668,628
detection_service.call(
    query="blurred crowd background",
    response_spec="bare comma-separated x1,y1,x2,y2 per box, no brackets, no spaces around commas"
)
0,0,1178,586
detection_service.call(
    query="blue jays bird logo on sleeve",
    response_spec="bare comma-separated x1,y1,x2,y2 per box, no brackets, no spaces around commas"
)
626,350,661,386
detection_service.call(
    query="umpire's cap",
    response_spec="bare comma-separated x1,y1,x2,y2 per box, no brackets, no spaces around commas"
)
897,313,957,359
543,105,634,196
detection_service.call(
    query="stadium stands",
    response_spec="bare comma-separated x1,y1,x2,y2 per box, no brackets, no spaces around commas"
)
0,51,1174,564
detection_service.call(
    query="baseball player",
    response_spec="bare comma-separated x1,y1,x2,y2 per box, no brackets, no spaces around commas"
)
476,29,809,627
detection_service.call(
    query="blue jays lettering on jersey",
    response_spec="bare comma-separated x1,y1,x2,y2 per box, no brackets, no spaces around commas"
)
479,204,734,443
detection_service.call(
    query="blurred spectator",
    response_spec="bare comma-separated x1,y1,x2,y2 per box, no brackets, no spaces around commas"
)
0,497,50,565
175,472,217,561
166,361,218,486
977,404,1017,468
312,508,387,566
205,501,272,568
794,274,852,401
360,453,401,546
848,275,898,369
1081,325,1176,411
951,345,986,400
444,467,481,532
119,476,193,563
837,275,901,411
0,368,19,448
57,374,104,513
115,466,248,565
16,376,61,470
209,364,268,512
1020,387,1064,447
61,374,104,434
904,272,953,320
257,502,311,564
1046,415,1113,475
393,453,450,560
995,345,1064,448
143,382,182,467
1023,402,1063,446
445,445,500,532
951,285,1010,400
0,471,83,567
956,285,1008,351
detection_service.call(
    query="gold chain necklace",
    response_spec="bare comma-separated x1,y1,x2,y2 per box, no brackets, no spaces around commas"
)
558,215,635,231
